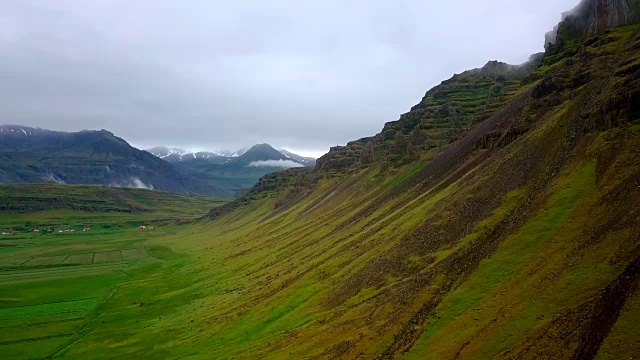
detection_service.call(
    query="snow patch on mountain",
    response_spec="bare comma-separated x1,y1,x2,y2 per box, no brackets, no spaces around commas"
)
0,125,34,136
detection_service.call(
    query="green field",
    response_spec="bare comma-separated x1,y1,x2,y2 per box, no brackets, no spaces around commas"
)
0,209,200,359
0,183,225,215
0,184,228,358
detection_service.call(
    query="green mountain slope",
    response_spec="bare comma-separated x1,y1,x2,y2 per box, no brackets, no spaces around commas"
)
191,18,640,359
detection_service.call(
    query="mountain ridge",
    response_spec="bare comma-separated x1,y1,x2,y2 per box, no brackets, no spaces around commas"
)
147,143,316,196
146,144,315,167
0,125,227,196
195,4,640,357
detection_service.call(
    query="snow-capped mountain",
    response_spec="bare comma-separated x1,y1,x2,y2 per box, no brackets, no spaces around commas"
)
0,125,36,137
147,144,317,195
0,125,226,196
278,149,316,167
147,145,315,166
146,146,194,162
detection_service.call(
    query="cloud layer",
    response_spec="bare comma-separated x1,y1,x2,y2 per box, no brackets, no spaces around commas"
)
0,1,579,156
248,160,304,168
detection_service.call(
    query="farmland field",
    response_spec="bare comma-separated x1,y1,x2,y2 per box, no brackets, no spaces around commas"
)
0,184,226,359
0,215,167,358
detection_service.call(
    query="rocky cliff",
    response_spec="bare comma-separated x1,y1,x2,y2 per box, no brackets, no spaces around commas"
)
547,0,640,49
315,55,542,174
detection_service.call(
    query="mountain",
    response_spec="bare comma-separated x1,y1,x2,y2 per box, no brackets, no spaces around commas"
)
0,125,226,196
147,143,317,195
147,144,314,166
278,149,316,166
146,146,231,163
196,5,640,358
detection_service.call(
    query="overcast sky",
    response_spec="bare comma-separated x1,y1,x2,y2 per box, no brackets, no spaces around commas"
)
0,0,579,157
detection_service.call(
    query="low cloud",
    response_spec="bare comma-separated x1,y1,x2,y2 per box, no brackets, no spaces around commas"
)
248,160,304,168
110,177,154,190
42,173,65,184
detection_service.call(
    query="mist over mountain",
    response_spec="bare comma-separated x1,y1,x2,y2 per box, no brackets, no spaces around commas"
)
0,124,317,197
147,143,316,195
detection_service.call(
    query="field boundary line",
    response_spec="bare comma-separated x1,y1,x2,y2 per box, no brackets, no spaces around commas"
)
0,317,84,329
45,330,93,359
0,297,95,311
0,332,76,345
46,287,121,359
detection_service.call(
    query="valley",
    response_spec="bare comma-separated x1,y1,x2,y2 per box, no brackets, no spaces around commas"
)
1,0,640,358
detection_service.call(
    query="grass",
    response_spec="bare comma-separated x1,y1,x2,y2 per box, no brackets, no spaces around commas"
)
0,183,226,216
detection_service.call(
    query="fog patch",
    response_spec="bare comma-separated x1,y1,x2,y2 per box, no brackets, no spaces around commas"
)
42,173,65,184
110,177,154,190
248,160,304,168
545,0,588,49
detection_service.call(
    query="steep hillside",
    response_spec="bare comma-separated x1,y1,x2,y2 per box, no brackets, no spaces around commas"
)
189,14,640,360
0,126,225,196
316,55,543,174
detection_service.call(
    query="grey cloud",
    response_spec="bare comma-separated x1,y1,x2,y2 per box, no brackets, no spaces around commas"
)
0,0,580,157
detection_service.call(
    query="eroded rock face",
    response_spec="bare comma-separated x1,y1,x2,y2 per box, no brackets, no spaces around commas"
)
583,0,638,34
547,0,640,48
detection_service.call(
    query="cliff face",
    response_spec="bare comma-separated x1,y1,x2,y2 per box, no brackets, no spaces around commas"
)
315,56,541,174
575,0,639,34
547,0,640,49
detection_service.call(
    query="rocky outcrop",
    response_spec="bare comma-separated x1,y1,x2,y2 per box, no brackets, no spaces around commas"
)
547,0,640,49
315,58,539,174
316,140,369,173
575,0,639,34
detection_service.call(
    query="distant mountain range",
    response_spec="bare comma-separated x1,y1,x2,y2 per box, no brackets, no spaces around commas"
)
0,125,317,197
146,145,315,167
146,144,316,194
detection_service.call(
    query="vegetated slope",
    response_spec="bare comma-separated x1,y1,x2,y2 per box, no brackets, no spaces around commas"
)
149,144,316,196
0,126,226,196
23,5,640,360
187,16,640,360
0,183,225,214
